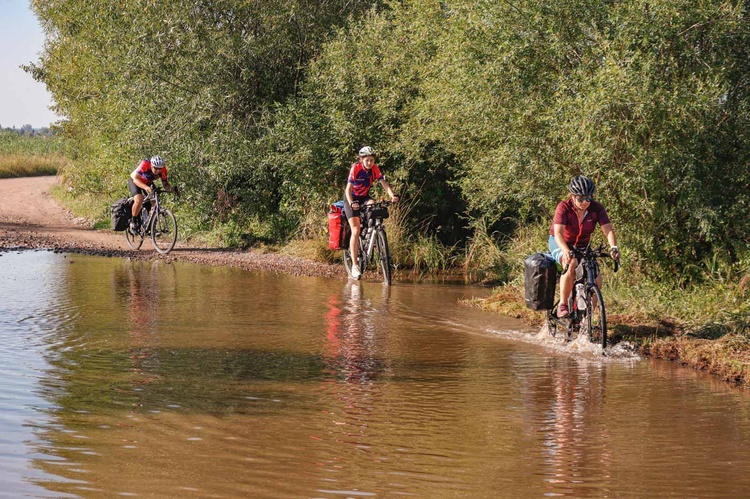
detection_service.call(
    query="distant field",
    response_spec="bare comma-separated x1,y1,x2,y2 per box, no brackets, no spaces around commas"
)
0,131,67,178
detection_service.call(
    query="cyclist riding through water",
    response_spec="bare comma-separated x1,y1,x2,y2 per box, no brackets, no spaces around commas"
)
128,155,175,233
549,175,620,318
344,146,398,280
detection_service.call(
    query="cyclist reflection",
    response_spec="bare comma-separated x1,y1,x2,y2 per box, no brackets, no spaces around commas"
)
323,281,381,384
536,358,612,496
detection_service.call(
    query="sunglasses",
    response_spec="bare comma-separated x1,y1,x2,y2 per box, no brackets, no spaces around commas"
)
575,195,593,203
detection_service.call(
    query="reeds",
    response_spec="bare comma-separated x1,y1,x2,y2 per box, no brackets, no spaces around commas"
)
0,153,67,178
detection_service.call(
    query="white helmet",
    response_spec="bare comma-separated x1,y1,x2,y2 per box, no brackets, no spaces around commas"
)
358,146,375,157
150,155,165,169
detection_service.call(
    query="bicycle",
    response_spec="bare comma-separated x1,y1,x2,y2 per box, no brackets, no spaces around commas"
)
342,201,393,284
546,244,619,349
124,187,178,255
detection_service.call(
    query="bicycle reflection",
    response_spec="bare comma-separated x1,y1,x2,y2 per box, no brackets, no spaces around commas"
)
539,358,612,496
323,281,386,384
321,282,393,448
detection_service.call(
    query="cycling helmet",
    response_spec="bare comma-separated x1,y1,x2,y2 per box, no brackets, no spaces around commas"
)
358,146,375,157
568,175,595,197
150,155,165,169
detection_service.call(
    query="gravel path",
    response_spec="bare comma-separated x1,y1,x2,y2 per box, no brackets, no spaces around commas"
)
0,176,343,278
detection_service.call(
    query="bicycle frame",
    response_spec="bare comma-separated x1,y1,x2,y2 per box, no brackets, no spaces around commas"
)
547,244,618,348
124,187,178,254
343,201,392,284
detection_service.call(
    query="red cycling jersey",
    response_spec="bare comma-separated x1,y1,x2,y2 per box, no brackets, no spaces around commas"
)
348,161,382,198
132,159,168,186
549,198,611,249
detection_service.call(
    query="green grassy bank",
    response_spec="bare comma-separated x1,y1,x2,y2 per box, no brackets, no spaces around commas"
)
0,131,67,177
461,225,750,385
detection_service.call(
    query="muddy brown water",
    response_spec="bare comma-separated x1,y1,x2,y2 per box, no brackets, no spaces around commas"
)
1,251,750,497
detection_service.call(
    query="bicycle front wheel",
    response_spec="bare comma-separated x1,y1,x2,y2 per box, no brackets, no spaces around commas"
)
586,285,607,349
151,209,177,254
124,224,144,250
376,229,392,285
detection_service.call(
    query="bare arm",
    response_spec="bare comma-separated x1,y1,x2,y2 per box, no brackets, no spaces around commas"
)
601,223,620,260
345,182,359,208
130,171,152,193
553,224,573,266
378,178,398,202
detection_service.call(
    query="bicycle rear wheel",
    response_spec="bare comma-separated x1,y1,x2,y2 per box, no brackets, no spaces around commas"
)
586,285,607,349
151,209,177,254
376,229,392,285
124,224,144,250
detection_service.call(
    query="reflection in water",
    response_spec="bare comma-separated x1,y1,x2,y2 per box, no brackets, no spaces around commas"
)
1,252,750,497
538,358,611,497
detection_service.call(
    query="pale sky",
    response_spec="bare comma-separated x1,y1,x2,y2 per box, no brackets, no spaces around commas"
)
0,0,60,128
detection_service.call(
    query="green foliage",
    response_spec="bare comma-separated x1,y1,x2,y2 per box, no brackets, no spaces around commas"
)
29,0,750,281
30,0,381,230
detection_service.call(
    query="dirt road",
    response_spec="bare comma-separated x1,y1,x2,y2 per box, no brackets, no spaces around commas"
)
0,176,341,278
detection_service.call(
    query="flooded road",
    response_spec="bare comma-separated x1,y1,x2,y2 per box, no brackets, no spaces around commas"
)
1,251,750,497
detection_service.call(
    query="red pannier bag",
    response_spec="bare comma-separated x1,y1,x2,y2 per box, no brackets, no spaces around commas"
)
328,201,348,249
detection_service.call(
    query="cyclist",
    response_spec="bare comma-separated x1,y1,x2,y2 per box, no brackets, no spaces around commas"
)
128,155,174,232
344,146,398,279
549,175,620,317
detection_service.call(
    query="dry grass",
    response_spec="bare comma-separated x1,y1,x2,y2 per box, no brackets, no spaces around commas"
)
280,238,340,264
0,154,67,178
645,335,750,385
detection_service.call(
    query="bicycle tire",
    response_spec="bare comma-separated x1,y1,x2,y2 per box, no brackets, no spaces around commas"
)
124,224,144,250
376,229,392,285
151,209,177,254
586,285,607,349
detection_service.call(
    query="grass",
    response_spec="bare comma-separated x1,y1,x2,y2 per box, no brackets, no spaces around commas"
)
0,131,67,178
49,184,111,229
0,154,67,178
463,222,750,384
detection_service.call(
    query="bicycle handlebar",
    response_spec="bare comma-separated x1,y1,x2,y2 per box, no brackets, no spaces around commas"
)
562,244,620,274
360,200,393,211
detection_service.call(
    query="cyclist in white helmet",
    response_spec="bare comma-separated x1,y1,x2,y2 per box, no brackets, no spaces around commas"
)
128,155,175,232
344,146,398,279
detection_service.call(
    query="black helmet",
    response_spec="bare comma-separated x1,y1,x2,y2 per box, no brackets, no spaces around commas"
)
568,175,595,197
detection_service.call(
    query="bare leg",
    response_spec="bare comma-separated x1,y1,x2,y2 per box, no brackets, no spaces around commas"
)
349,217,360,266
132,193,144,219
560,259,578,308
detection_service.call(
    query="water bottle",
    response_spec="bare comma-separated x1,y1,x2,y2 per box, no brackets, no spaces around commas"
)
576,283,586,310
141,209,149,226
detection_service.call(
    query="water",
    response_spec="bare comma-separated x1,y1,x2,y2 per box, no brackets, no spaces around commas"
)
1,251,750,497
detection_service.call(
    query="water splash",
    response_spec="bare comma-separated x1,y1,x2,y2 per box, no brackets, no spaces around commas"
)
485,323,641,361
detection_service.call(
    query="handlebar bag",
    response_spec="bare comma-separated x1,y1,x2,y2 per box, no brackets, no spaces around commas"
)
110,197,133,231
524,252,558,311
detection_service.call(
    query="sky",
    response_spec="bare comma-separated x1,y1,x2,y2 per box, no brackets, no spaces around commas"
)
0,0,60,128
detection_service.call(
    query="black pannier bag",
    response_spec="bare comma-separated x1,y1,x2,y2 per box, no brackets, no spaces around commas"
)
110,197,132,231
524,252,558,311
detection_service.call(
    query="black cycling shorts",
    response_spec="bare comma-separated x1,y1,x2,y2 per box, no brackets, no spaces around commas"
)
128,178,148,197
344,195,373,220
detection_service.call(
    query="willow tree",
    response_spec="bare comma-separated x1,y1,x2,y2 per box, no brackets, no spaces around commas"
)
28,0,381,240
275,0,749,274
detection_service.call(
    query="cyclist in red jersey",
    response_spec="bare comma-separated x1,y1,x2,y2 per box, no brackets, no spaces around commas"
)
128,155,174,232
549,176,620,317
344,146,398,279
